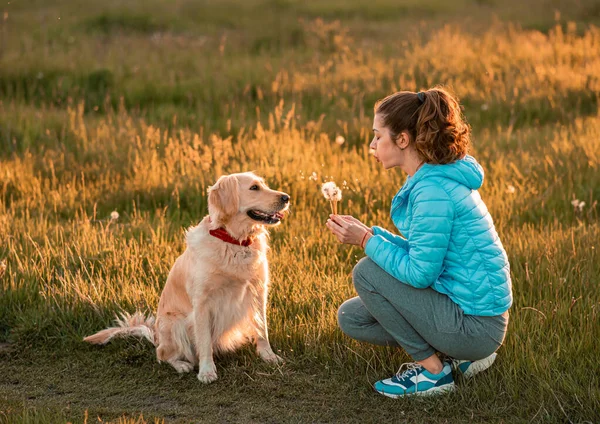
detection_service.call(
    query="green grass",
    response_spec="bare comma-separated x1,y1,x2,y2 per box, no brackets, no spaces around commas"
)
1,0,600,422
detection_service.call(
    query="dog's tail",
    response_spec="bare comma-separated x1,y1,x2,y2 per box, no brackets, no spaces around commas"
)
84,311,156,345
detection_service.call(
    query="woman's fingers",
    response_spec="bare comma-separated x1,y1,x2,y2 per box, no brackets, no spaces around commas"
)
326,219,347,242
328,220,345,236
326,219,339,234
329,215,344,227
339,215,365,227
329,214,349,228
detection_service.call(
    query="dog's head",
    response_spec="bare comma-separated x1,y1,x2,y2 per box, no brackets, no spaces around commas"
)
208,172,290,237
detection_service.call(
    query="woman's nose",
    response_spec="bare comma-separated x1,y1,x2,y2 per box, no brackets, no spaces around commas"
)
369,138,377,150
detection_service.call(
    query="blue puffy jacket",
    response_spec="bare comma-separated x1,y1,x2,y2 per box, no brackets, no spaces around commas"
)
364,155,512,316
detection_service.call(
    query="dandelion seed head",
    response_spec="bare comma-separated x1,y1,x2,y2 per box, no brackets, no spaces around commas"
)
571,199,585,212
335,135,345,145
506,185,516,194
332,187,342,201
321,181,338,200
110,211,120,220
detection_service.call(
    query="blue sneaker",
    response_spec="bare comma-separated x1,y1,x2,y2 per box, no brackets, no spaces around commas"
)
374,362,455,398
451,352,497,378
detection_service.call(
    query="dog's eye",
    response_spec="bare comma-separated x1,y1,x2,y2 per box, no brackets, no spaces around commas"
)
249,185,260,191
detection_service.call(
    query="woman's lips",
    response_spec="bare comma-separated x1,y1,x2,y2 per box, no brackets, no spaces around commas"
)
369,148,379,162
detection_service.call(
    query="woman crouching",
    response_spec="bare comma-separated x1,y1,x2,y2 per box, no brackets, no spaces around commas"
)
326,87,512,398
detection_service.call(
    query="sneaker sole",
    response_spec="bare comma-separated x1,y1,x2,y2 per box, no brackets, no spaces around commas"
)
375,382,456,399
462,352,497,379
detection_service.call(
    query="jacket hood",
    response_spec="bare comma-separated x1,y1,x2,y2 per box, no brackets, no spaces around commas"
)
394,155,485,204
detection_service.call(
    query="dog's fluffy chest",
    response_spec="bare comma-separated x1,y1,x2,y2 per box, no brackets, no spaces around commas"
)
185,228,268,288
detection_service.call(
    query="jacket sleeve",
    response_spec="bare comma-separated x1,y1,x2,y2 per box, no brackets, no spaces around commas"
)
371,226,409,251
364,184,454,289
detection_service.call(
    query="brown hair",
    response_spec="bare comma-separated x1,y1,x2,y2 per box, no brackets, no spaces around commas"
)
374,86,471,164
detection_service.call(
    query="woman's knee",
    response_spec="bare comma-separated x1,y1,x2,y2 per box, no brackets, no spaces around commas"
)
352,257,377,292
337,297,367,336
337,298,356,334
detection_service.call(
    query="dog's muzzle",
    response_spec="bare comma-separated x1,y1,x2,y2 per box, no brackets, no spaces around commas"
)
247,194,290,224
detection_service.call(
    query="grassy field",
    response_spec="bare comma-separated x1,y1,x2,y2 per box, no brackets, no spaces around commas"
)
1,0,600,422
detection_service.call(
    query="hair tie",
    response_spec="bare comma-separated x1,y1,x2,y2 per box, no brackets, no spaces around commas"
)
417,92,425,104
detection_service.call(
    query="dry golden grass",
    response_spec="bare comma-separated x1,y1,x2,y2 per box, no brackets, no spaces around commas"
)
1,1,599,422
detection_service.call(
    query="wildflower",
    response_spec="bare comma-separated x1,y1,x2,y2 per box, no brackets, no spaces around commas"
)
321,181,342,215
110,211,120,220
309,172,318,181
335,135,345,145
571,199,585,212
506,185,516,194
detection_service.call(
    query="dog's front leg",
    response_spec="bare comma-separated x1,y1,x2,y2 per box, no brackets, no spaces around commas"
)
193,307,217,383
254,284,283,364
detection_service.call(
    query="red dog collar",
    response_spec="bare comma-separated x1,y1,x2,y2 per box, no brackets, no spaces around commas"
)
209,228,253,247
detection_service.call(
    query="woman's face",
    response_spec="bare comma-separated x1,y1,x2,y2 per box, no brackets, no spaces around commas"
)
370,113,405,169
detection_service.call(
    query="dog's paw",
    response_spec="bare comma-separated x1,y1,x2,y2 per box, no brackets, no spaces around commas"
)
197,363,218,384
258,349,283,364
197,370,218,384
170,360,194,374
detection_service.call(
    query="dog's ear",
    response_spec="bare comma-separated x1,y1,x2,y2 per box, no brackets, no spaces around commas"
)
208,175,239,224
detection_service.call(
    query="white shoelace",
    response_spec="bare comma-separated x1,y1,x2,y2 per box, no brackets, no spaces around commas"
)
395,362,422,380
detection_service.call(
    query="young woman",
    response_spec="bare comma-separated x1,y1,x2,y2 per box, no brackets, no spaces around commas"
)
325,87,512,398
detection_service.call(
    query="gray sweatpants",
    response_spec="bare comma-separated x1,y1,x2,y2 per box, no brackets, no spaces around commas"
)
338,257,508,361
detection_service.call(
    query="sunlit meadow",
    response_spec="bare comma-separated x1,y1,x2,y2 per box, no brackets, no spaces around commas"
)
1,0,599,422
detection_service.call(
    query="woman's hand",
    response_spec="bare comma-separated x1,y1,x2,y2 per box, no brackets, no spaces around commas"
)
337,215,371,233
326,214,373,247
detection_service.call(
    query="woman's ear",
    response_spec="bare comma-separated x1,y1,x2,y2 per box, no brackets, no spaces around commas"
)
208,175,239,224
396,131,410,150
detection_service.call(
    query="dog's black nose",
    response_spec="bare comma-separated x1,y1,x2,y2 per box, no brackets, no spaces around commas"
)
281,194,290,203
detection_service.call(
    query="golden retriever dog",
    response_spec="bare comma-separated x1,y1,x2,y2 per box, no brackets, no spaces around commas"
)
84,172,290,383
